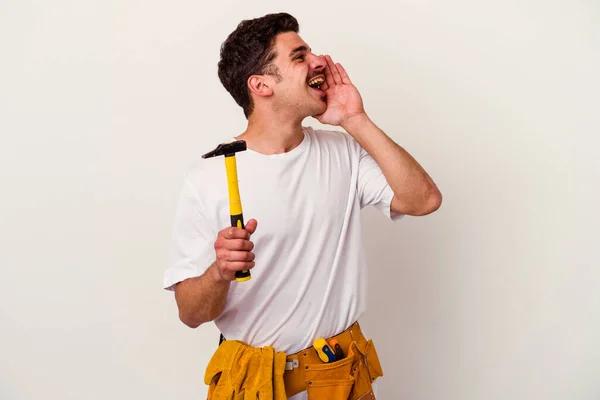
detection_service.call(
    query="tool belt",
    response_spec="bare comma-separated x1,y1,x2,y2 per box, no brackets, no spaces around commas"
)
204,322,383,400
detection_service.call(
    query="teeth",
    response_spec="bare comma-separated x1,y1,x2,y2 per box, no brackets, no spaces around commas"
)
308,77,324,87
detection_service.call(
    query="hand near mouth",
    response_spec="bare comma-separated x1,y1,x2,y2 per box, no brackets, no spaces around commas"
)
314,55,365,127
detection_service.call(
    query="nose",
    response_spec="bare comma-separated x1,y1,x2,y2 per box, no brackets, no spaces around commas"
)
310,54,326,74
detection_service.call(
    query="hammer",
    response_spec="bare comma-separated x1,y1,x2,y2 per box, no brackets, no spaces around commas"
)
202,140,251,282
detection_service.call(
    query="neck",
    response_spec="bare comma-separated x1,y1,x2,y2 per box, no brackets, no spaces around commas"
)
236,108,305,155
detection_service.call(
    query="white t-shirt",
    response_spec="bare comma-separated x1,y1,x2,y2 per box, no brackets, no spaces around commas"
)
164,126,402,355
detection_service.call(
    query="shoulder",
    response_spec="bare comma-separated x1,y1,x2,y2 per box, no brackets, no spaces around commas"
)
303,125,361,152
181,152,225,192
303,126,355,147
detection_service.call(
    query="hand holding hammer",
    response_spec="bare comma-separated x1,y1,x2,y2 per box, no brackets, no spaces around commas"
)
203,140,254,282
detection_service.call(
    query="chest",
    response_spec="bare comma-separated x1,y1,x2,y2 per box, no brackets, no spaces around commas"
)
211,150,356,238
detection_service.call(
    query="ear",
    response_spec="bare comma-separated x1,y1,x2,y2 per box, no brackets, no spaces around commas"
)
248,75,274,98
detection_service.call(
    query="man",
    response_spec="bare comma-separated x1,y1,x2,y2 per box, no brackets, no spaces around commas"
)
164,12,441,399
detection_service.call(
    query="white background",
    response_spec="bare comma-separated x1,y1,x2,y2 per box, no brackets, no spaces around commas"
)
1,0,599,399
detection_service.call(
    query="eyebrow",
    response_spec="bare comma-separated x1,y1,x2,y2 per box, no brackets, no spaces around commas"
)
289,45,310,58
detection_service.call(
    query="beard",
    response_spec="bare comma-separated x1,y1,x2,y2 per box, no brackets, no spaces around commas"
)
310,98,327,117
272,85,327,119
305,89,327,116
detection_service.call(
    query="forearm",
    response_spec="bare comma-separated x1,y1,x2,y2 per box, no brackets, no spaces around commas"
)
174,262,231,328
341,113,441,215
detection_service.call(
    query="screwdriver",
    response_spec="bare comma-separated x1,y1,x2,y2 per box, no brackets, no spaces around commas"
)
314,338,337,363
328,339,345,360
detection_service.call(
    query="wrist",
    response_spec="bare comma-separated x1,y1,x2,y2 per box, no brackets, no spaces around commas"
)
208,262,229,285
341,112,371,135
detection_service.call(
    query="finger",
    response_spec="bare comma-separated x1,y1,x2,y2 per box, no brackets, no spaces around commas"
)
228,250,255,262
222,226,250,240
321,55,335,87
324,64,335,88
325,55,341,85
225,238,254,251
245,218,258,235
336,63,352,85
224,261,256,273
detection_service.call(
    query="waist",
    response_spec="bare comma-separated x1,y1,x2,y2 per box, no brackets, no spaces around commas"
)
217,316,363,354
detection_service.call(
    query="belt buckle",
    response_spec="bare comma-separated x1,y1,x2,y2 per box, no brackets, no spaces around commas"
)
285,359,299,371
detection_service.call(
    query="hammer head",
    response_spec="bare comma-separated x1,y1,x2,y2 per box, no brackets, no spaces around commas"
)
202,140,247,159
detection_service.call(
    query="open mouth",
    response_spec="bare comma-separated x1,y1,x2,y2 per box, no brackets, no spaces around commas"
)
307,75,325,90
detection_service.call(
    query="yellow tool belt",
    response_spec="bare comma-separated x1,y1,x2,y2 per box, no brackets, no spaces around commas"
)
204,322,383,400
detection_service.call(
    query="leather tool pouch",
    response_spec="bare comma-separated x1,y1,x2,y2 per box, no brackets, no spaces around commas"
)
303,340,384,400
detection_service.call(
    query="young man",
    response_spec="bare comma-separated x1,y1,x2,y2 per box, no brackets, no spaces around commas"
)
164,12,441,399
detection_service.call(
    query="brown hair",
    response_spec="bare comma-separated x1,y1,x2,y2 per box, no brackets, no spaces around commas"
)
217,13,299,118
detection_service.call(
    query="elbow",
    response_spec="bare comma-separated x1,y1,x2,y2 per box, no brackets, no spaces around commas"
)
178,305,222,329
423,186,442,215
397,185,442,216
178,309,206,329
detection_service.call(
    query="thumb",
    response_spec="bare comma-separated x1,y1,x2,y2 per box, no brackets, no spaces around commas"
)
245,218,258,235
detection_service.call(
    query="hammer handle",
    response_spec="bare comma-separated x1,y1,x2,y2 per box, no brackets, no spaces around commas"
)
230,213,251,282
224,155,251,282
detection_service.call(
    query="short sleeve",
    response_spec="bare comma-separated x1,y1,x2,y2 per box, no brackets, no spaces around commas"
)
357,147,404,221
163,178,216,291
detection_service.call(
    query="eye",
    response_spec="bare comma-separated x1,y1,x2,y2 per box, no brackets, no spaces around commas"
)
294,55,304,62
